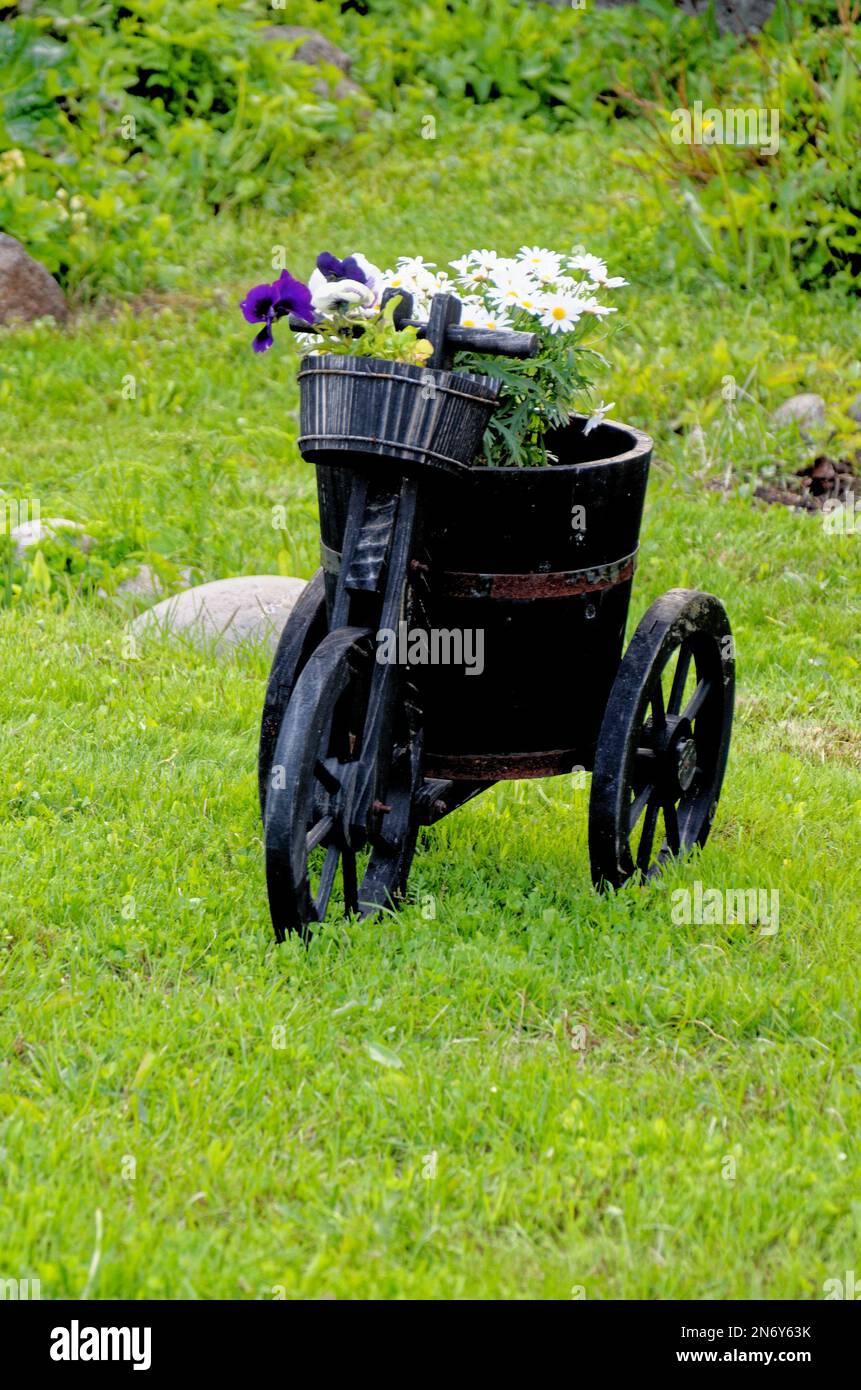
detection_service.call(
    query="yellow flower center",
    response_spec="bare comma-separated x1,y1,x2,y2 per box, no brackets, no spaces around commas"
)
552,306,566,320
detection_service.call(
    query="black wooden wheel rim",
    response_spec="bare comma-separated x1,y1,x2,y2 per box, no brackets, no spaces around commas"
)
264,626,421,941
589,588,735,890
258,568,328,820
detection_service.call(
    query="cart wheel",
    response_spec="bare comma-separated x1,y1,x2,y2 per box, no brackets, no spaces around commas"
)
264,626,422,941
589,588,734,890
258,569,327,819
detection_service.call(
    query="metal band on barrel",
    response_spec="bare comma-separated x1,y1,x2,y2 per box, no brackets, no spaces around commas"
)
320,542,637,600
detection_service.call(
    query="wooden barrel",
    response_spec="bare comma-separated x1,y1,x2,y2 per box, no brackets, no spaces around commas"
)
315,414,652,779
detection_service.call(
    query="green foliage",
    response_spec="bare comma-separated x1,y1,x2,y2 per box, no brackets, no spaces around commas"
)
307,293,434,365
1,106,860,1298
0,1,362,293
3,0,859,299
616,11,861,292
345,0,738,122
457,332,608,469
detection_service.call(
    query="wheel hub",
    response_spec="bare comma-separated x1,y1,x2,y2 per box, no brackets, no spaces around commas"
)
654,714,697,799
675,736,698,792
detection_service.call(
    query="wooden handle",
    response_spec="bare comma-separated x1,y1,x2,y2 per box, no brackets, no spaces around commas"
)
287,289,539,364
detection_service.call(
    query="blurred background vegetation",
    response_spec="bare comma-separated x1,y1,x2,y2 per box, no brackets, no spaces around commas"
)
1,0,859,297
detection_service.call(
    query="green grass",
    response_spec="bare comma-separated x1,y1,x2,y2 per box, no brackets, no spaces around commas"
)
1,119,860,1300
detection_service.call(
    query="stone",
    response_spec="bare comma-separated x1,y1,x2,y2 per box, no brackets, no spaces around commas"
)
592,1,775,34
263,25,366,102
116,563,194,600
771,393,827,435
847,397,861,425
0,233,68,325
11,516,92,559
131,575,308,654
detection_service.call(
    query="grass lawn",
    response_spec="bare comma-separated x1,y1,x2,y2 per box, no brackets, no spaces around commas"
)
1,120,860,1300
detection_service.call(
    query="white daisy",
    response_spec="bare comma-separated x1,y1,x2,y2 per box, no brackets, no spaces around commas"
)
576,295,617,318
479,310,511,332
516,245,563,282
456,299,487,329
488,263,540,308
567,251,608,280
583,400,615,435
458,303,513,332
451,254,498,291
537,293,583,333
395,255,437,281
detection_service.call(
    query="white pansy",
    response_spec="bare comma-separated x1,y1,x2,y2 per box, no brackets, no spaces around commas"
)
347,252,384,303
310,276,377,314
583,400,615,435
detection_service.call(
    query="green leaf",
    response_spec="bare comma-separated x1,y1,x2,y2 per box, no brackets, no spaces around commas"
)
366,1041,404,1069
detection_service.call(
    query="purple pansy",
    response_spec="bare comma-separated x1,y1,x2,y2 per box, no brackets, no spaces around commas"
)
239,269,315,354
316,251,368,286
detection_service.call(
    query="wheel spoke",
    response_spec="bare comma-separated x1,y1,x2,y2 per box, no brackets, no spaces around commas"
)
314,842,341,917
306,814,334,853
629,782,654,830
663,799,681,854
636,797,660,872
668,645,692,716
341,849,358,916
683,678,712,722
649,678,666,733
314,758,341,794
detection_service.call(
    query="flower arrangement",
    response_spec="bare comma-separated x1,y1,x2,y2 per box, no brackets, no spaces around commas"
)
240,245,626,467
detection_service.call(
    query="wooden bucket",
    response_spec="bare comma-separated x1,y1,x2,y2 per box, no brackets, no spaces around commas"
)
297,354,500,476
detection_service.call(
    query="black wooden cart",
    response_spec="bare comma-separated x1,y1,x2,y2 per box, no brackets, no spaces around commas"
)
258,292,735,939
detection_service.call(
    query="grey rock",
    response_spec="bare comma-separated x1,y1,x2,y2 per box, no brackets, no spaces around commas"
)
847,396,861,425
131,575,308,654
264,26,352,73
263,25,366,102
116,563,194,599
11,516,92,559
591,1,775,33
772,393,827,435
0,233,67,325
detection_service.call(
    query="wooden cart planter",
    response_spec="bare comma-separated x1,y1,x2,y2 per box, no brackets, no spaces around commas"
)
259,292,735,940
